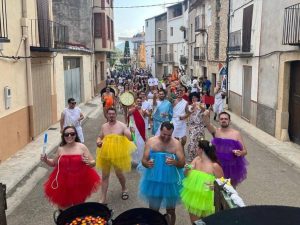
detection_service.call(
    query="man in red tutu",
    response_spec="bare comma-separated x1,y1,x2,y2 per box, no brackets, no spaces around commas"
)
96,107,135,204
41,126,100,210
203,111,248,187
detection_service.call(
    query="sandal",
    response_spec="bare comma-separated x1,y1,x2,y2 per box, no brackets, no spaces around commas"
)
121,191,129,200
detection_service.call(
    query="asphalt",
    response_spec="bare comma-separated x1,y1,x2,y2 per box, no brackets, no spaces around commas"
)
1,95,300,200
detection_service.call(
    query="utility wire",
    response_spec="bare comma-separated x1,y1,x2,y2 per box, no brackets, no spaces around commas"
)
94,2,180,9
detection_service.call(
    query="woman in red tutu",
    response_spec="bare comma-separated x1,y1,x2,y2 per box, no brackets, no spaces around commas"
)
41,126,101,209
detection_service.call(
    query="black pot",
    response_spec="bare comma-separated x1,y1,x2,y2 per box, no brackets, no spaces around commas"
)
54,202,113,225
112,208,169,225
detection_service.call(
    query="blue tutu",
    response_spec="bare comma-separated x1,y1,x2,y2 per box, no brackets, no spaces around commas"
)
139,150,184,209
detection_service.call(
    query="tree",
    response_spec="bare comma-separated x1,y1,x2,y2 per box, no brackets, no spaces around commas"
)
123,41,131,64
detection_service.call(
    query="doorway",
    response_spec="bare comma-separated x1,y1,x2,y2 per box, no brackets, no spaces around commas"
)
289,61,300,144
242,66,252,121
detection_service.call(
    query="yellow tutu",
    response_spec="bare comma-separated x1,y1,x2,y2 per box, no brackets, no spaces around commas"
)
96,134,136,172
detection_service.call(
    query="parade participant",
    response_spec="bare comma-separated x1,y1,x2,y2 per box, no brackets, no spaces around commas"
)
204,111,248,187
186,94,206,162
152,89,173,135
213,81,225,121
60,98,84,142
181,140,224,224
102,87,115,119
41,126,100,210
128,97,150,165
171,87,189,148
139,91,152,132
96,107,136,204
139,122,185,225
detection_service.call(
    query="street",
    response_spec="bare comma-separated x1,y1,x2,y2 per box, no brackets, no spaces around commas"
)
7,109,300,225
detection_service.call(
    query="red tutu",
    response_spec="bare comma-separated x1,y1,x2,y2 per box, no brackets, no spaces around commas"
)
44,155,101,208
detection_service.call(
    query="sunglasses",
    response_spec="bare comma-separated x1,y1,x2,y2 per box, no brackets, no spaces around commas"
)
70,102,76,105
63,132,76,137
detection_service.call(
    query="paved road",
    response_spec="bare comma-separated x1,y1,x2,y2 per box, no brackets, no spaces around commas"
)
7,109,300,225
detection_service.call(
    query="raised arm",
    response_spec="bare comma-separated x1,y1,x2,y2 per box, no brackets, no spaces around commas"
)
203,110,216,136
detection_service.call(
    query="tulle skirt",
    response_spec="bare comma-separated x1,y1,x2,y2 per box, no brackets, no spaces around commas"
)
211,138,248,186
96,134,136,172
139,151,183,208
44,155,101,209
181,170,215,217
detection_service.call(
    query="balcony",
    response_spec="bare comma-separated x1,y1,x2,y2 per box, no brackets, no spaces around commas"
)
228,30,253,56
30,19,68,51
195,15,206,32
194,46,206,61
156,54,164,63
167,53,174,63
180,55,187,65
283,3,300,45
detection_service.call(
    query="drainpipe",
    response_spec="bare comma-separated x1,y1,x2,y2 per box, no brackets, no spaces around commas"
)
22,0,34,139
226,0,231,106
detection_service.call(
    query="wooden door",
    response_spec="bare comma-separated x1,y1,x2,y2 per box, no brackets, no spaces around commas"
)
289,61,300,144
242,66,252,121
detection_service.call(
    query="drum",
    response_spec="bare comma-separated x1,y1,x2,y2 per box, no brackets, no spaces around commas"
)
119,92,135,106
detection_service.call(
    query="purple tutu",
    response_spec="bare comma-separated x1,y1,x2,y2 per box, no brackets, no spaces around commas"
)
211,138,248,186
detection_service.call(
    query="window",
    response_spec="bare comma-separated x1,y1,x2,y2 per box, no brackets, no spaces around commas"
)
242,4,253,52
101,0,105,9
190,24,193,41
151,48,154,57
146,21,148,27
107,16,110,39
111,20,114,41
158,30,162,42
170,27,173,36
94,13,102,38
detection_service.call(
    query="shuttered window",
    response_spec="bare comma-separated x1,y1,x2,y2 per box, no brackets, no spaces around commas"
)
111,20,114,41
101,0,105,9
94,13,102,38
107,16,110,40
242,4,253,52
101,13,107,48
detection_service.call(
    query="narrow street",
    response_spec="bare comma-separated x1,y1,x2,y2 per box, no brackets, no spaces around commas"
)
7,109,300,225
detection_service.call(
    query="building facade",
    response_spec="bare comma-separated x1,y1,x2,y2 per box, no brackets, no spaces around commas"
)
145,17,156,75
166,2,189,75
93,0,115,93
155,12,168,79
228,0,300,145
0,0,115,162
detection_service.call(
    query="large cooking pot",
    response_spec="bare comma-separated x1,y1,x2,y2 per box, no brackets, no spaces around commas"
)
54,202,113,225
112,208,169,225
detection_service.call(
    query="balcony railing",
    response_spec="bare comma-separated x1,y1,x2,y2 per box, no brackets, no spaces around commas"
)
283,3,300,45
167,53,174,63
156,54,163,63
194,46,206,61
180,55,187,65
195,15,206,32
30,19,68,51
228,30,253,55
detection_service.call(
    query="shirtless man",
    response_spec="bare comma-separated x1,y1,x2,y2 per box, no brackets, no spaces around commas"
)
140,121,185,225
203,111,248,187
96,107,135,204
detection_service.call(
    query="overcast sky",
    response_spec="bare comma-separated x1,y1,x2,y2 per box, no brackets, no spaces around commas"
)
114,0,181,45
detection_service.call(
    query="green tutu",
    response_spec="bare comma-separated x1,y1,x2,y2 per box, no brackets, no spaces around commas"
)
180,170,215,217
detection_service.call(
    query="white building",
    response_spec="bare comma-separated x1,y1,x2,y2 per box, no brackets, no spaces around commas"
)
228,0,262,123
166,1,189,75
145,17,156,76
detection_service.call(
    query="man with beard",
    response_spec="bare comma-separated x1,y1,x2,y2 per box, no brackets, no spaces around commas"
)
96,108,136,204
139,121,185,225
128,97,150,165
203,111,248,188
152,89,173,135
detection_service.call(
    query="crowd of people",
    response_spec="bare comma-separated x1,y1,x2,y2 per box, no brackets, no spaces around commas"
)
40,68,248,225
